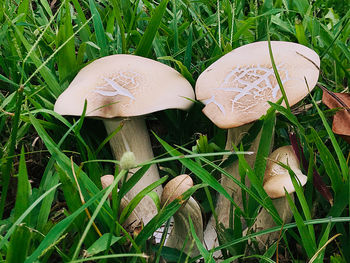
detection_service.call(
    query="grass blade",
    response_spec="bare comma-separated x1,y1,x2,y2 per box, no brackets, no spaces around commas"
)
134,184,203,247
89,0,108,57
0,86,24,219
254,110,275,181
119,177,167,224
233,143,281,224
178,145,275,218
284,192,316,258
158,56,195,85
0,183,60,250
313,222,331,262
153,132,241,213
36,171,59,232
16,0,29,33
309,233,342,263
189,217,215,263
13,147,31,221
295,18,309,46
71,169,128,260
15,147,31,220
309,85,349,181
70,254,147,262
56,1,77,81
310,127,342,192
6,224,31,263
85,233,122,257
135,0,170,57
9,20,61,97
25,187,106,263
267,31,290,110
184,24,193,69
268,102,305,133
110,0,126,53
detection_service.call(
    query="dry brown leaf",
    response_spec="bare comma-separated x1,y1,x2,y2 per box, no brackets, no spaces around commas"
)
322,89,350,144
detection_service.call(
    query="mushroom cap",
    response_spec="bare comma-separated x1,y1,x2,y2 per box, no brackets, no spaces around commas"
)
54,54,195,118
161,174,193,206
101,174,120,200
263,145,307,199
101,174,114,190
195,41,320,128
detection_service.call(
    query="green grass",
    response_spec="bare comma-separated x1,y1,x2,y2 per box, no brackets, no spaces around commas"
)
0,0,349,262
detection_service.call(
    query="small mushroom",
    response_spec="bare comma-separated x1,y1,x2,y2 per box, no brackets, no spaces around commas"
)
161,174,203,257
245,145,307,250
55,54,195,229
196,41,320,252
264,145,307,198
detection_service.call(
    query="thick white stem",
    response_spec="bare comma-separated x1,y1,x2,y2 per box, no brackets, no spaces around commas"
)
166,197,203,258
217,124,260,226
103,117,162,227
204,124,265,255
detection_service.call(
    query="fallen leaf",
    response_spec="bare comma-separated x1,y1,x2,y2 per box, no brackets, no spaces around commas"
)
321,87,350,143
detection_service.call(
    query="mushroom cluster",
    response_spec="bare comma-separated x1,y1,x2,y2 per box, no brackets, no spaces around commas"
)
54,41,320,260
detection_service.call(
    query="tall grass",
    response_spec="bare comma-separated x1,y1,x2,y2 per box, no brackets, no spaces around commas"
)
0,0,349,262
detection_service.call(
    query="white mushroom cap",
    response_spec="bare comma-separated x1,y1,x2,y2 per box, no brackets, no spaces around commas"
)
263,145,307,199
54,54,194,117
196,41,320,128
161,174,193,206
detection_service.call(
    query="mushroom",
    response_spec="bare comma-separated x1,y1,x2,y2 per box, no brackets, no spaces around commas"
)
55,54,195,229
244,145,307,250
195,41,320,252
263,146,308,199
161,174,203,257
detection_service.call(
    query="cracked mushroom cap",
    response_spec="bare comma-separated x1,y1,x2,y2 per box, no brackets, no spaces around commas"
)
161,174,193,206
54,54,194,117
263,145,307,199
195,41,320,129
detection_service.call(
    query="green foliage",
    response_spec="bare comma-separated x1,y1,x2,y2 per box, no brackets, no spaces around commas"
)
6,224,32,263
85,233,122,257
0,0,349,262
13,147,31,221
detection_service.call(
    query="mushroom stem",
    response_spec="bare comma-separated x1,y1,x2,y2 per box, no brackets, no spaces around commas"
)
103,117,162,226
219,124,258,225
243,195,294,251
204,124,266,253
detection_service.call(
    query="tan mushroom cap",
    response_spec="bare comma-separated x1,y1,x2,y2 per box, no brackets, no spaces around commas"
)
101,174,114,190
263,145,307,199
54,54,194,118
161,174,193,206
196,41,320,128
